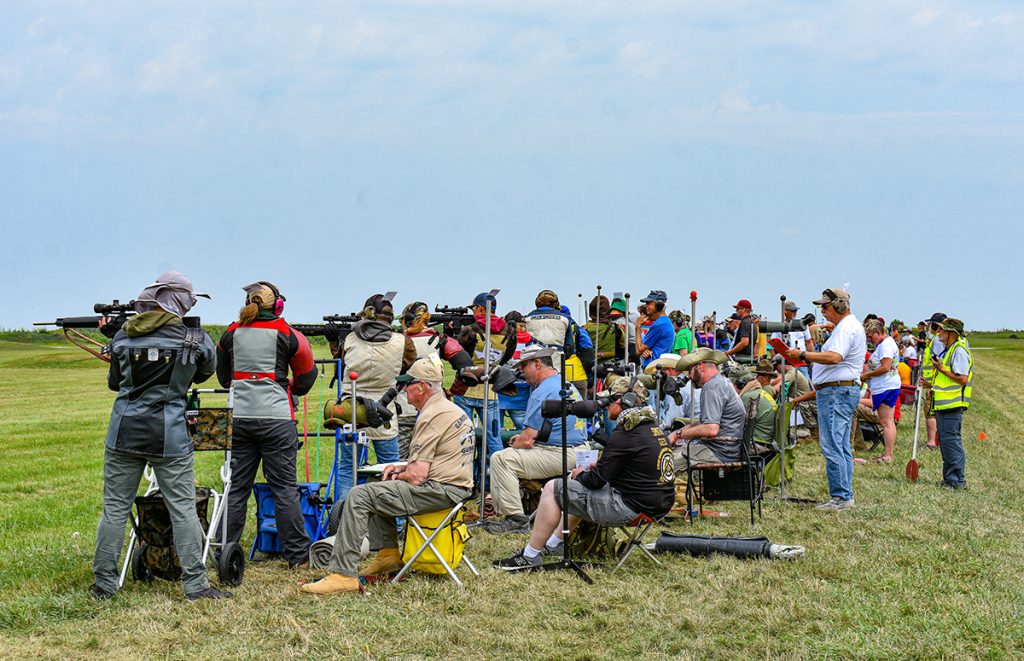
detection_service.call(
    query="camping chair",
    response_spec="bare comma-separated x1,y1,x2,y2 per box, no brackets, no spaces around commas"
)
612,512,664,571
392,499,479,587
685,398,765,525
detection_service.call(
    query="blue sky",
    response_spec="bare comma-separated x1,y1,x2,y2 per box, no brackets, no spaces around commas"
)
2,1,1021,330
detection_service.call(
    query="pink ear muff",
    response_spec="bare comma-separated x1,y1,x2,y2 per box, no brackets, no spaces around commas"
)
273,298,285,316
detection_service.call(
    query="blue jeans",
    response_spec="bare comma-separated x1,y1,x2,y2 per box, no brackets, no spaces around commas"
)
499,383,530,430
453,395,502,489
936,408,966,486
336,435,399,503
815,385,858,501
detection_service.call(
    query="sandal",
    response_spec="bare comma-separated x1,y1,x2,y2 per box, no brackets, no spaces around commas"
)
871,456,894,464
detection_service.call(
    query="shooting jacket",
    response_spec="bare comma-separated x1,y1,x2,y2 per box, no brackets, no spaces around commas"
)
342,321,413,439
216,316,317,420
105,312,216,458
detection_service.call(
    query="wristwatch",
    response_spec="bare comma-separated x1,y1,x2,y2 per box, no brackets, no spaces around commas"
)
800,351,807,363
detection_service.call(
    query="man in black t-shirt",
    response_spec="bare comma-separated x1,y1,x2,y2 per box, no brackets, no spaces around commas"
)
493,377,675,570
725,298,756,363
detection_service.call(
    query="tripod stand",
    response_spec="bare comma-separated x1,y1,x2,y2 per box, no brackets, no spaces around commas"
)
535,353,593,584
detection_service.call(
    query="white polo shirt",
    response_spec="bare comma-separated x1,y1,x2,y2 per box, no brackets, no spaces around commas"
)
812,313,867,386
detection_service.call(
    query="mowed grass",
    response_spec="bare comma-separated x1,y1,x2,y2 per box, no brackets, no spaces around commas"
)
1,334,1023,659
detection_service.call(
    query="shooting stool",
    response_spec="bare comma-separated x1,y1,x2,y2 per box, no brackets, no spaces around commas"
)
613,513,663,571
392,500,479,587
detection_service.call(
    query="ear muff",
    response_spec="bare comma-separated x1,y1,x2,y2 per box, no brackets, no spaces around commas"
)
618,375,643,408
258,281,286,316
654,301,666,312
831,298,848,314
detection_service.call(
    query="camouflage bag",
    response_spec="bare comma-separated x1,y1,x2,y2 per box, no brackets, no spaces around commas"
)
133,488,211,581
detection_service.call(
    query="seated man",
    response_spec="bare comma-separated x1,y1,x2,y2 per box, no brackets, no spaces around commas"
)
301,356,475,595
484,345,589,534
668,347,746,472
739,360,779,449
493,378,675,570
643,354,701,430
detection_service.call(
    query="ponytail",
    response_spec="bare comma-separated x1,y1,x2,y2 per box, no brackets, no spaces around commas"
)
239,302,259,325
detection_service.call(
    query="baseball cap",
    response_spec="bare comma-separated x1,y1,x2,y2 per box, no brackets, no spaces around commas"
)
640,290,667,303
396,356,445,384
812,287,850,306
733,299,752,310
596,375,649,402
516,345,557,363
784,301,799,312
472,292,497,309
610,298,627,314
242,282,283,309
926,312,948,325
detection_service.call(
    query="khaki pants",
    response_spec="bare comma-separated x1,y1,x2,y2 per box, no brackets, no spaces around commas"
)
672,442,723,474
489,443,589,517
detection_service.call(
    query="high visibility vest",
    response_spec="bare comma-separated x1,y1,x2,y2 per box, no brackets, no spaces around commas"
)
921,340,934,382
932,339,973,411
465,328,509,401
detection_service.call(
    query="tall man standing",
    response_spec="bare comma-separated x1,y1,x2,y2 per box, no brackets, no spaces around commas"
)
930,318,973,490
724,299,756,363
91,272,230,602
788,287,865,511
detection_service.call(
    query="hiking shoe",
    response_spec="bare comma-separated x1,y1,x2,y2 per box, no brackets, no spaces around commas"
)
88,584,114,601
941,481,969,491
483,515,531,535
300,573,363,595
185,586,233,602
361,548,404,576
816,497,855,511
492,550,543,571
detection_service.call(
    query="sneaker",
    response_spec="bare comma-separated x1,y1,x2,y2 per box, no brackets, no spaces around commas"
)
941,481,969,491
492,549,543,571
88,584,114,601
185,586,234,602
542,542,564,558
816,497,855,511
482,515,531,535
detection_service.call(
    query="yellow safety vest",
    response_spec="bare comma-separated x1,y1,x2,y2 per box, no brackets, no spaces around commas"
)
932,339,973,411
921,337,938,383
465,328,509,401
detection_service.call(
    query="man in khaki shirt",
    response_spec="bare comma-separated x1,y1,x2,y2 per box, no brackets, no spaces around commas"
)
302,356,475,595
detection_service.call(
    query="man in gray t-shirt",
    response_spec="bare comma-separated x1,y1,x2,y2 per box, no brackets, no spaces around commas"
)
668,348,747,472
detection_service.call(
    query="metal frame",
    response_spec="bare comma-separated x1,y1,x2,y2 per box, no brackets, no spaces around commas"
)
613,514,663,570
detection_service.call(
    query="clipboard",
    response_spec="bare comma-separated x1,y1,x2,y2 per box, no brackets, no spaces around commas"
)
768,338,806,367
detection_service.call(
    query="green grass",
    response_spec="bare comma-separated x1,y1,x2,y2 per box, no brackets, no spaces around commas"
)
1,334,1023,659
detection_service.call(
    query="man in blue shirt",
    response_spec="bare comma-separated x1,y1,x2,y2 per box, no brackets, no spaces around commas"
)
637,290,674,369
484,345,590,534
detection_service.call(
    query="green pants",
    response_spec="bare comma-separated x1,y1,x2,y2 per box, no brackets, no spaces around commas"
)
93,449,209,595
328,479,471,577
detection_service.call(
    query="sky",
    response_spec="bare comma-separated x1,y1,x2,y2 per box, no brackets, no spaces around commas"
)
2,1,1022,331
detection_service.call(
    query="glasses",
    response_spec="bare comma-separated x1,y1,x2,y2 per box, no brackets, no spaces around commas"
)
820,302,833,311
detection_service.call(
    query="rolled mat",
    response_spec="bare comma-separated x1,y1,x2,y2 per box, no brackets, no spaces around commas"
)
654,534,780,559
309,535,336,569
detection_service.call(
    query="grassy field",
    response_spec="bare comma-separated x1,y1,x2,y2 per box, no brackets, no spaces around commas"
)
1,331,1023,659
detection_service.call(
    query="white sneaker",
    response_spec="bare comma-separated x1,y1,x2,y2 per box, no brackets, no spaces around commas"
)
816,497,855,511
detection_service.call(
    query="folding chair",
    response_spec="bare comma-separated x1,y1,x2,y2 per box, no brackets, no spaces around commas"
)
613,513,664,571
392,500,479,587
686,398,765,525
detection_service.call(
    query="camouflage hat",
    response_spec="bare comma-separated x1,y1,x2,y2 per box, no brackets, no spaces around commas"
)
668,310,689,326
535,289,560,308
243,282,281,310
753,358,776,376
812,287,850,306
729,367,755,387
938,318,964,335
597,375,649,403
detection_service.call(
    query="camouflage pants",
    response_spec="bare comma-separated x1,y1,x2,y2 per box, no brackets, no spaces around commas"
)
397,416,416,462
796,400,818,431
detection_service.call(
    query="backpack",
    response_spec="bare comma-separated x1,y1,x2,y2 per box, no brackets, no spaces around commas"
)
566,520,626,560
584,322,619,362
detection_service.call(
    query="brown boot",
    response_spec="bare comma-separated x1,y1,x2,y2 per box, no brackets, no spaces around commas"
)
300,573,362,595
361,548,403,576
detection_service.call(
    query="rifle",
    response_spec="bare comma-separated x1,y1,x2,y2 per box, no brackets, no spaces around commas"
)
290,313,362,339
430,305,474,334
34,299,202,362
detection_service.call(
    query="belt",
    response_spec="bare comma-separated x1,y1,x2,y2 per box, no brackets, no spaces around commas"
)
816,380,857,389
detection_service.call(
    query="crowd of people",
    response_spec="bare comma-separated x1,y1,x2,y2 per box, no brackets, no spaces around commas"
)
88,272,975,600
